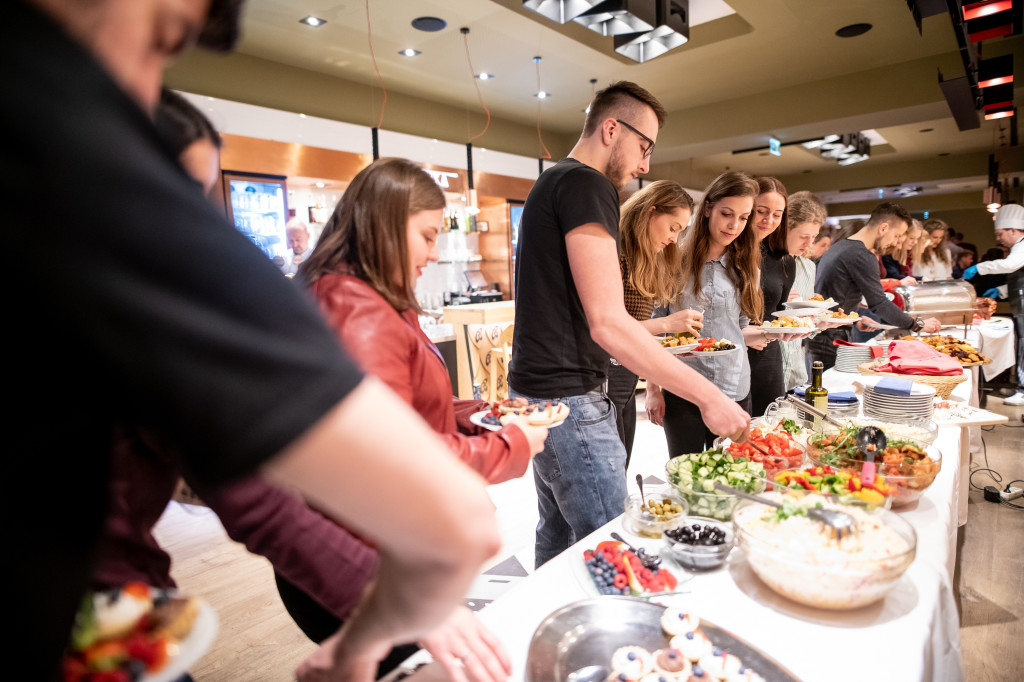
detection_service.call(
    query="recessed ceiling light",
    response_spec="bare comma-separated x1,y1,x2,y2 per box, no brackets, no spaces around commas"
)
400,48,421,57
476,73,494,80
299,113,306,119
535,91,551,99
836,23,872,37
412,16,447,32
314,182,328,189
299,16,326,27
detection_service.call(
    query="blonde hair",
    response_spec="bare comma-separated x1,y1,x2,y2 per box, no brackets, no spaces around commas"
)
786,191,827,228
619,180,693,304
299,158,445,311
891,218,924,266
920,218,951,266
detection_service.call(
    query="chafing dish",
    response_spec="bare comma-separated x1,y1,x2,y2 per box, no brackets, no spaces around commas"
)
893,280,977,329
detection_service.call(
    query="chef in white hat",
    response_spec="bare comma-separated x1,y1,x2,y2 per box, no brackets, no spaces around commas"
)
964,203,1024,405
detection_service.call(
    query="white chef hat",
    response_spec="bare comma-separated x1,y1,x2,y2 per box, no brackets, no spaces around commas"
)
994,203,1024,231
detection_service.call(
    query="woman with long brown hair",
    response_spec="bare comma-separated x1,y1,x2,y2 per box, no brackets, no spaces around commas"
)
913,218,953,280
607,180,699,464
646,171,766,456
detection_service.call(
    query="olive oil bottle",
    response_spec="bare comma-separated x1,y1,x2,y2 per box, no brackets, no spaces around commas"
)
806,361,828,428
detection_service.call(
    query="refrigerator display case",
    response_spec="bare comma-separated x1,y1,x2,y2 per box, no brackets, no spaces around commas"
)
222,171,289,262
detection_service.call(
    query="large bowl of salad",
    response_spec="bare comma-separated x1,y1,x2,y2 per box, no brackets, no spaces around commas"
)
806,427,941,508
665,448,767,521
733,492,916,609
768,465,895,510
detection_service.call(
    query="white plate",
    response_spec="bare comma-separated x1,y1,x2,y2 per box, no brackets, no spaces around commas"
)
786,299,837,309
469,410,502,432
759,325,815,334
856,376,938,397
678,345,741,357
861,321,900,331
662,342,700,355
469,408,567,431
144,598,218,682
772,307,818,317
815,313,858,325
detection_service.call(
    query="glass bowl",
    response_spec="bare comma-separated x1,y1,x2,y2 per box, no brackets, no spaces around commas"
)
662,516,734,571
622,486,688,538
732,492,917,610
805,439,942,508
669,478,767,522
767,466,895,511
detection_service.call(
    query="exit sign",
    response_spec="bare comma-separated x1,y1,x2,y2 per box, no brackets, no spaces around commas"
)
769,137,781,156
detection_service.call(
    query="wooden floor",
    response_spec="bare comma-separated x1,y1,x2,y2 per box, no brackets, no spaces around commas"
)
155,395,1024,681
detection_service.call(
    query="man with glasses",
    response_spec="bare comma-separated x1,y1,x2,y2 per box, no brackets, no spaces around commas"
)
510,81,750,567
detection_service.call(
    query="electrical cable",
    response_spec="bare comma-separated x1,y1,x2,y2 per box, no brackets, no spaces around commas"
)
461,29,490,144
969,435,1023,511
365,0,387,129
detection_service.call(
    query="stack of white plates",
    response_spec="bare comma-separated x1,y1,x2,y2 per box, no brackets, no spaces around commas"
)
862,382,936,421
835,345,887,373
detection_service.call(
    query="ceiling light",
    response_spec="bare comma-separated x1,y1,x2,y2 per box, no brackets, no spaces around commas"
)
400,48,421,57
314,182,327,188
984,105,1016,120
535,91,551,99
411,16,447,32
835,23,872,37
983,84,1014,111
615,0,689,63
574,0,656,36
979,54,1013,88
522,1,605,24
476,73,494,80
299,16,326,27
963,0,1012,21
298,113,306,119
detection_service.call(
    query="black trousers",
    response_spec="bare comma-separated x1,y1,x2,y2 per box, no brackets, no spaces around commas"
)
275,573,419,679
747,343,785,418
606,362,639,468
662,389,752,458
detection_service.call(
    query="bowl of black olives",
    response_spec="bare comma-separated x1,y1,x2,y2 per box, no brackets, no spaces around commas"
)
662,516,733,571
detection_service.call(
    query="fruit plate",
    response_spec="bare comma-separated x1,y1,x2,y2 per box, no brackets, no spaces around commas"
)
144,598,218,682
469,410,566,432
525,597,800,682
575,536,692,599
680,345,740,357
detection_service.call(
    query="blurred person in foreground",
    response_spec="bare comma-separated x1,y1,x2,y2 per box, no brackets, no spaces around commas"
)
963,204,1024,406
509,82,750,567
807,202,941,370
3,1,500,680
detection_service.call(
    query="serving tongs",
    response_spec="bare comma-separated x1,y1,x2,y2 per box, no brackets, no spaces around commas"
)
714,482,858,541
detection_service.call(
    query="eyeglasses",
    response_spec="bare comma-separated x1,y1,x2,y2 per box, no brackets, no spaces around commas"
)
615,119,655,159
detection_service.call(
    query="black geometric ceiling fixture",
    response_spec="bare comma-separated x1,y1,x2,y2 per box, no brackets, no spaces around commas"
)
521,0,606,24
614,0,689,63
573,0,657,36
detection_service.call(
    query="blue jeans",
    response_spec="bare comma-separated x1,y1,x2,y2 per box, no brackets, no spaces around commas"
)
510,388,627,568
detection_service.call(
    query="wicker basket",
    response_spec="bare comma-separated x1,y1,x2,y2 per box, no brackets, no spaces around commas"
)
856,361,967,399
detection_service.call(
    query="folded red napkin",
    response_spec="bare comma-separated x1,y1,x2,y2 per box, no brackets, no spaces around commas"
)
832,338,885,358
874,340,963,376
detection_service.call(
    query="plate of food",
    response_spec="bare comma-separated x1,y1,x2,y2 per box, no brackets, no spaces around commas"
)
470,398,570,431
815,309,860,325
660,332,700,354
677,337,740,356
772,307,819,317
577,537,685,598
64,583,218,682
526,598,800,682
760,317,816,333
786,295,837,309
899,335,989,365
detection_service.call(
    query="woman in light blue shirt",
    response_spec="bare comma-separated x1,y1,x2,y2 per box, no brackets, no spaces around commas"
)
646,171,766,457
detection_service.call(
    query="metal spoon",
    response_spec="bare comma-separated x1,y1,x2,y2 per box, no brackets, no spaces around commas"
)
714,482,858,541
636,473,646,509
610,531,662,570
856,426,887,486
567,665,609,682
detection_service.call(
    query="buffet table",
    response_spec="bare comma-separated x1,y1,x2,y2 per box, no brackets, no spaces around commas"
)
388,376,969,682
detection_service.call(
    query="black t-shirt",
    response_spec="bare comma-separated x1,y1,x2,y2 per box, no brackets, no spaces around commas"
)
3,3,364,676
509,158,620,396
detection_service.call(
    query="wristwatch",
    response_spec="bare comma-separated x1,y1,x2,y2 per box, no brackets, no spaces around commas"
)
910,316,924,332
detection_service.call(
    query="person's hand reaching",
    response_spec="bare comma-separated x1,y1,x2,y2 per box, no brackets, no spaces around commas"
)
418,606,512,682
983,288,1001,299
962,265,978,280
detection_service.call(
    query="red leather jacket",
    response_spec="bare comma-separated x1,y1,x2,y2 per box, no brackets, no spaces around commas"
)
312,273,531,484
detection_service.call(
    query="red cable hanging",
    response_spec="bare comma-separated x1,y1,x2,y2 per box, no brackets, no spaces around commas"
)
461,28,491,144
365,0,387,129
535,56,552,160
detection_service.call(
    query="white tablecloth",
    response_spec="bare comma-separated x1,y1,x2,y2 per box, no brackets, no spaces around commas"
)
390,374,968,682
931,318,1016,381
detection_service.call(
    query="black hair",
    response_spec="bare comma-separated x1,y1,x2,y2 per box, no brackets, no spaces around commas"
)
198,0,245,52
154,89,222,156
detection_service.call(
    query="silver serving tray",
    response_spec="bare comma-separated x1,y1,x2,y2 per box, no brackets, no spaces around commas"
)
894,280,976,325
526,597,800,682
